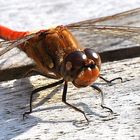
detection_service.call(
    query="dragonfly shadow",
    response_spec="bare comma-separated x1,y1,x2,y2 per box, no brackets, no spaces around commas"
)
0,77,39,140
32,100,111,128
33,84,63,108
32,94,109,122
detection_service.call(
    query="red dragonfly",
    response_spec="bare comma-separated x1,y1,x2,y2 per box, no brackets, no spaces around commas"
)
0,8,140,122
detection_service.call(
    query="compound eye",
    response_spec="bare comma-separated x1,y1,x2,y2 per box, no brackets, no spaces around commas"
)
84,48,99,60
84,48,101,70
65,51,87,71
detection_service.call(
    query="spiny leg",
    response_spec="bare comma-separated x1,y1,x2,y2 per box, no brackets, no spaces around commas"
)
62,82,89,122
23,79,64,119
100,75,122,84
22,68,59,79
90,84,113,113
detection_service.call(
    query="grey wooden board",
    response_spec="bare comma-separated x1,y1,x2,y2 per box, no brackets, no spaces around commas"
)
1,8,140,81
0,57,140,140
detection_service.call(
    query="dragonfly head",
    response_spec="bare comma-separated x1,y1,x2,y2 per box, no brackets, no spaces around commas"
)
60,48,101,87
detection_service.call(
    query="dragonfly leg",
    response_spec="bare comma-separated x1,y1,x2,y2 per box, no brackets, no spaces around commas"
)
23,79,64,119
62,82,89,123
22,68,59,79
99,75,122,84
90,84,113,113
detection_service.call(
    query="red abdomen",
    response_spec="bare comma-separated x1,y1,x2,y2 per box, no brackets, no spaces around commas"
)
0,25,29,40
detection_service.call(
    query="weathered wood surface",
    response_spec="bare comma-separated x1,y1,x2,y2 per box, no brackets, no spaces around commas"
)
0,57,140,140
1,8,140,81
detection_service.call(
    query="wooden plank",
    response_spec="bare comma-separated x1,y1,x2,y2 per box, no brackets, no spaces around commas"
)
0,57,139,139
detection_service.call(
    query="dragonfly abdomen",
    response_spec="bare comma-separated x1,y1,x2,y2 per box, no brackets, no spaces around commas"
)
0,25,29,40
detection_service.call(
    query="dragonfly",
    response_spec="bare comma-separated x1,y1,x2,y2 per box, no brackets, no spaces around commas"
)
0,8,140,122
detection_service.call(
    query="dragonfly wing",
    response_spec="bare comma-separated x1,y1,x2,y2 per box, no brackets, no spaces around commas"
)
67,25,140,52
0,33,35,56
67,8,140,52
0,31,55,75
1,8,140,80
67,8,140,27
0,34,36,70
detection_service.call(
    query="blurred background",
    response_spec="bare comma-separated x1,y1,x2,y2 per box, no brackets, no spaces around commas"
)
0,0,140,30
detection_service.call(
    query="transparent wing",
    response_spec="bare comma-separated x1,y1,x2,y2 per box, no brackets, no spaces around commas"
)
67,25,140,52
0,33,35,56
67,8,140,27
1,8,140,57
66,8,140,52
1,8,140,54
0,34,36,72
